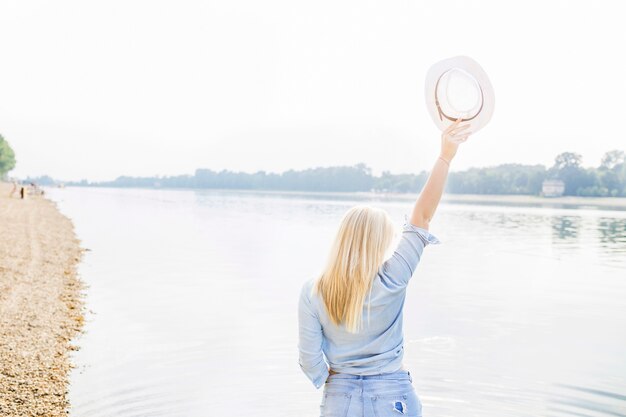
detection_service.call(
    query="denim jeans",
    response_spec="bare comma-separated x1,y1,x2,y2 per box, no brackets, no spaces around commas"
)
320,370,422,417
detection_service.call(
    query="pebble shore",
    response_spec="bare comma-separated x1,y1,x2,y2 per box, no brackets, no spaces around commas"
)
0,183,85,416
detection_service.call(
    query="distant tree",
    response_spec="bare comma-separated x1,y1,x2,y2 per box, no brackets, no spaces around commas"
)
600,150,625,170
447,164,547,195
549,152,596,196
373,171,427,193
596,150,626,196
0,134,16,177
24,175,56,186
66,149,626,197
553,152,582,170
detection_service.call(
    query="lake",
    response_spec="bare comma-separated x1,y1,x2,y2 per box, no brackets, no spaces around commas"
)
45,187,626,417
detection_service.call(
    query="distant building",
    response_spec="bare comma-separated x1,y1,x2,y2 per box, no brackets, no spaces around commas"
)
542,179,565,197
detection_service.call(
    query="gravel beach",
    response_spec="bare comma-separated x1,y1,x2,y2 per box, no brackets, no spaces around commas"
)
0,182,85,416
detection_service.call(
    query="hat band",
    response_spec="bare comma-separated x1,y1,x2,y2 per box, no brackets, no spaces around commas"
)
434,76,485,122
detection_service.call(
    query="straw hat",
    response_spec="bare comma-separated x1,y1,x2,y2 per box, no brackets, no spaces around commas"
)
425,56,495,133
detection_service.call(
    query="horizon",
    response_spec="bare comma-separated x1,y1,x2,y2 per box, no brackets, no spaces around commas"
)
18,149,621,184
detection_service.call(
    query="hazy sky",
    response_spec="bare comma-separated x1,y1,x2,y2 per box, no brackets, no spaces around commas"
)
1,0,625,181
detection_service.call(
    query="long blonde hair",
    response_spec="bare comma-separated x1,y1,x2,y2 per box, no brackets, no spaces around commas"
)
312,205,395,333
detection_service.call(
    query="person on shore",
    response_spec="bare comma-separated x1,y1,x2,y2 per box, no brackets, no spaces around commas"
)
298,118,471,417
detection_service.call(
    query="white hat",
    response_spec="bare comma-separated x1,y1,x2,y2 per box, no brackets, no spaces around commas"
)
425,56,495,133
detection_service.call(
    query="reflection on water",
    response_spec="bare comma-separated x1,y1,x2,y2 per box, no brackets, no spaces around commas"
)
45,188,626,417
598,218,626,242
552,216,581,241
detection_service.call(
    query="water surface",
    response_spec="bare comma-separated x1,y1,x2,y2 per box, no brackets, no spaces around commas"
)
45,187,626,417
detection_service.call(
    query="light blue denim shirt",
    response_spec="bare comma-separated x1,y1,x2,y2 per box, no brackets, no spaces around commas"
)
298,215,440,388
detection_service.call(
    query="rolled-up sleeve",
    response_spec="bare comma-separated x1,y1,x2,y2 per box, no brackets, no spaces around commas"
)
297,282,329,389
379,214,441,290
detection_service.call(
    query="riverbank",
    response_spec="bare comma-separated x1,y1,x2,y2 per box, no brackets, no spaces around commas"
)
0,182,85,416
440,193,626,209
72,185,626,211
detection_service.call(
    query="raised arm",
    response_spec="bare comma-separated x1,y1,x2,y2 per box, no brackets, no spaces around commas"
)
410,118,471,229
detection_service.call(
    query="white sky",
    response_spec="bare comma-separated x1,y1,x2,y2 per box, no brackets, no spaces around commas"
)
1,0,625,181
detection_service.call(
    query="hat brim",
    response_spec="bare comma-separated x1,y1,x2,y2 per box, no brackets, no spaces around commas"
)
425,56,495,133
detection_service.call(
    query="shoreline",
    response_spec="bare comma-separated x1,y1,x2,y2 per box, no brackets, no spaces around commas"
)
0,182,85,416
56,185,626,210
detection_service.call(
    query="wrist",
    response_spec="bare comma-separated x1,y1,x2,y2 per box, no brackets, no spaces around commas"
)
438,155,452,166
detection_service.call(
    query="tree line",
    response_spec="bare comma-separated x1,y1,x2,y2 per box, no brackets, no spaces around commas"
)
57,150,626,197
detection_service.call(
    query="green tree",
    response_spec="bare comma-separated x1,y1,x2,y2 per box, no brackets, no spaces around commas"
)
549,152,595,196
600,150,625,170
0,134,17,177
598,150,626,196
553,152,582,170
447,164,546,195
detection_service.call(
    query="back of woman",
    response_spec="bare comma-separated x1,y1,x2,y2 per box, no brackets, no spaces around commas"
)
297,118,470,417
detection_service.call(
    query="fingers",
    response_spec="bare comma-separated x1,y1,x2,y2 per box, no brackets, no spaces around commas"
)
453,129,472,139
449,123,471,135
454,130,471,139
442,117,472,145
450,133,471,143
444,117,463,133
449,126,472,141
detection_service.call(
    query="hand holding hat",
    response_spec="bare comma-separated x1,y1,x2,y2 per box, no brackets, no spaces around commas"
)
440,117,471,164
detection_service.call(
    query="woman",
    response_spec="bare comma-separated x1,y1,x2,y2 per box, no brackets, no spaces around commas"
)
298,118,470,417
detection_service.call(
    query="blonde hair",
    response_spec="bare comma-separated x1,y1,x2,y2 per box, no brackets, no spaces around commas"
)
312,205,395,333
